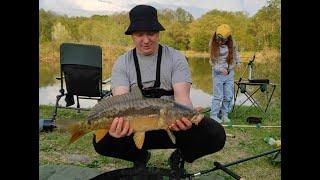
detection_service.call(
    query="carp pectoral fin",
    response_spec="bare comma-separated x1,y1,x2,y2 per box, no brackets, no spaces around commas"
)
166,129,176,144
95,129,108,143
133,132,145,149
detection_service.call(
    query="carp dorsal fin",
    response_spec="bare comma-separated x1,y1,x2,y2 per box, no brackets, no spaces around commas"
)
88,86,144,119
133,132,145,149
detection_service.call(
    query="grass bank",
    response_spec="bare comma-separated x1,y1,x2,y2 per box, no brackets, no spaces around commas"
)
39,104,280,179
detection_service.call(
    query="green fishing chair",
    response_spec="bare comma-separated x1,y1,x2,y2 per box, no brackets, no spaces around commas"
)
40,43,112,132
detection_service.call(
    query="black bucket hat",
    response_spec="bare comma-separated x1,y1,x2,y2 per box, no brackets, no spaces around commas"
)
125,5,165,35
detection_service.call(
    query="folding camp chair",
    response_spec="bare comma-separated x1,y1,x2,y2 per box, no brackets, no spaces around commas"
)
43,43,112,130
233,80,276,120
232,54,277,121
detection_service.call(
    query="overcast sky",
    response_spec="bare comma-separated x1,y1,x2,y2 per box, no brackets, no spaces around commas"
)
39,0,269,18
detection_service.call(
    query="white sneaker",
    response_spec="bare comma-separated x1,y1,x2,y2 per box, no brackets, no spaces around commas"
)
211,116,222,123
221,116,231,123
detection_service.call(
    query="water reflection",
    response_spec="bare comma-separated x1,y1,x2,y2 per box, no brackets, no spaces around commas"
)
39,83,250,108
39,84,101,108
39,57,251,108
39,62,59,88
188,57,213,94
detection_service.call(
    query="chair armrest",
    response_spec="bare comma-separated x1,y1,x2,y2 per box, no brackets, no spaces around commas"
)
56,76,64,80
101,90,112,98
102,77,111,84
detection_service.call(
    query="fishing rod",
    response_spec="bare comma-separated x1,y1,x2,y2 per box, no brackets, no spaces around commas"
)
239,52,256,82
186,148,281,180
223,124,281,128
199,114,280,128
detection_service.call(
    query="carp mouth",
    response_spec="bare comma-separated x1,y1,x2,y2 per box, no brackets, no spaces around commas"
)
190,114,204,125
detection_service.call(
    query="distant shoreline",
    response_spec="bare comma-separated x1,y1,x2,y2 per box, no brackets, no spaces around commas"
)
39,47,278,64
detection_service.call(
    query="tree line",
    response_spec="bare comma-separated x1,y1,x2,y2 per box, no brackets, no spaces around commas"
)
39,0,280,53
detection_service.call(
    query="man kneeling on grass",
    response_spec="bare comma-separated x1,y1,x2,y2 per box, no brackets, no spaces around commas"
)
92,5,226,171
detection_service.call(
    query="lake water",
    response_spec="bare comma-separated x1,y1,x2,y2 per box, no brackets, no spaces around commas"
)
39,57,251,108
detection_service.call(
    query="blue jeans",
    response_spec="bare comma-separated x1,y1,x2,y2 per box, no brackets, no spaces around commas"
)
211,70,234,118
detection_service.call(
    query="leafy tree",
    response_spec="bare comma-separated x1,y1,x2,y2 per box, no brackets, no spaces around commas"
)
159,8,193,50
52,21,72,42
39,2,280,52
251,0,281,50
39,9,57,42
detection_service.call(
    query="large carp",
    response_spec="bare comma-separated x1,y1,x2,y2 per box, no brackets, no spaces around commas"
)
67,86,204,149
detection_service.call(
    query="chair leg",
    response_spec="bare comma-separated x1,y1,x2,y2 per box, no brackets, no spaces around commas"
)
52,94,64,122
76,96,80,113
232,83,240,112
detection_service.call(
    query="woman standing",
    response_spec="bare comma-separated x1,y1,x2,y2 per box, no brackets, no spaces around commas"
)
209,24,241,123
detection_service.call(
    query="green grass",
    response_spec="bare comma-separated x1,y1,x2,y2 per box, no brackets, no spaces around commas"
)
39,104,280,179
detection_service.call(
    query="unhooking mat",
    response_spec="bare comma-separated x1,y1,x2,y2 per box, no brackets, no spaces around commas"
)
39,164,102,180
39,164,225,180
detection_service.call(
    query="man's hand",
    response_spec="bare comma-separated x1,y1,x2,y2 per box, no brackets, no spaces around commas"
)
108,117,134,138
169,106,201,131
220,68,229,76
169,117,192,131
